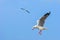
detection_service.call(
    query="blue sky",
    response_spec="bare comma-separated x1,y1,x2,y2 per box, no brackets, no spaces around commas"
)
0,0,60,40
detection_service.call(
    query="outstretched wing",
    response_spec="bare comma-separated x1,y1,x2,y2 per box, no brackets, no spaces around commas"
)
38,11,51,26
20,8,25,10
25,10,30,13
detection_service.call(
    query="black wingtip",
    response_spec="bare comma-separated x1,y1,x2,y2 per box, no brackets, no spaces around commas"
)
44,11,51,16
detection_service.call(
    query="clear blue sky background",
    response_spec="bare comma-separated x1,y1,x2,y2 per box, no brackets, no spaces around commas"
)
0,0,60,40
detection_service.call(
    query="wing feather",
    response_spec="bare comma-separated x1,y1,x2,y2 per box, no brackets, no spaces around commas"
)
38,12,51,26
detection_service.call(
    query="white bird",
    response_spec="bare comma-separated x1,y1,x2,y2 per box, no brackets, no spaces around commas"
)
32,12,51,35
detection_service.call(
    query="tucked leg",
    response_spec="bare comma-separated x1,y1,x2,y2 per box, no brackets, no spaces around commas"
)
38,30,42,35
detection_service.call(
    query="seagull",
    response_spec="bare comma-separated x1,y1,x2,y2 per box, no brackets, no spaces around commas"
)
20,8,30,13
32,11,51,35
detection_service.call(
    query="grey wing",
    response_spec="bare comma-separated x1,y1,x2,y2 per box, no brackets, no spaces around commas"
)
25,10,30,13
38,18,45,26
38,11,51,26
20,8,25,10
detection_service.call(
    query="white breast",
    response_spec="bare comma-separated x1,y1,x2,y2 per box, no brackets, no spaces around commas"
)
37,26,44,30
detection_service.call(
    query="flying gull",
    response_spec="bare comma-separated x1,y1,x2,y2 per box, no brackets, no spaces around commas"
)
32,11,51,35
20,8,30,13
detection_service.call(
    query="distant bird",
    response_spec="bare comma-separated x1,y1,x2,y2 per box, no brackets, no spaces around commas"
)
20,8,30,13
32,11,51,35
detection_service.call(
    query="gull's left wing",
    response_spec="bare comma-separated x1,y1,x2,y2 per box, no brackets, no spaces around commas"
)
38,12,51,26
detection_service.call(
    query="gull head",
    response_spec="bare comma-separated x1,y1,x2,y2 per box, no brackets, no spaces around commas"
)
32,25,39,30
